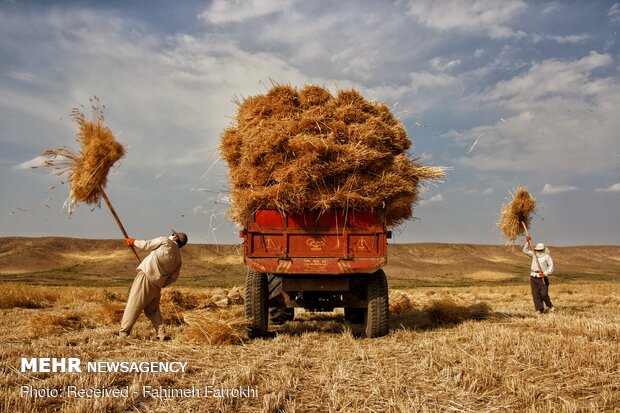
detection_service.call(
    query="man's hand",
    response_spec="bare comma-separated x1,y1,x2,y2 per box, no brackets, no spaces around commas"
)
526,235,532,242
539,271,546,278
125,238,135,246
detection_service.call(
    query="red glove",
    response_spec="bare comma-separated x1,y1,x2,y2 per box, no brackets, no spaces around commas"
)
526,235,532,242
125,238,135,246
539,271,546,278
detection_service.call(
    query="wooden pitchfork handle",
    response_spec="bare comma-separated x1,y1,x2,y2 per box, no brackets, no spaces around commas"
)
101,189,141,263
521,221,545,279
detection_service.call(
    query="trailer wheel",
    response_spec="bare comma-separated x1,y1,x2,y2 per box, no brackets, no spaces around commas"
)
268,274,294,325
245,270,269,338
365,269,389,338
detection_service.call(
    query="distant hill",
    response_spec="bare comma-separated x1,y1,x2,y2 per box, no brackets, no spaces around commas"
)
0,237,618,287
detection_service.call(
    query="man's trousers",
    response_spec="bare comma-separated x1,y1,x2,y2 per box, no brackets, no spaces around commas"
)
530,276,553,312
120,271,164,336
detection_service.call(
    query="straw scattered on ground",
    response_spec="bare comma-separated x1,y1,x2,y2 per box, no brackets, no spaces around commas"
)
2,283,618,412
220,84,445,227
181,308,249,345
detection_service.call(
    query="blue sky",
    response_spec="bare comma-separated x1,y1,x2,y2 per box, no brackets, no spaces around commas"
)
1,0,619,246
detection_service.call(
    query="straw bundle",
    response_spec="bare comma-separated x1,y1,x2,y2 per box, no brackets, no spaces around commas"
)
220,84,445,227
497,187,537,241
41,97,126,210
161,289,199,311
389,291,415,314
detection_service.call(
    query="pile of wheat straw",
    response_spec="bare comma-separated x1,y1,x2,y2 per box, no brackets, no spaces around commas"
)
181,309,249,345
389,290,416,314
220,84,445,227
41,97,125,210
498,187,537,241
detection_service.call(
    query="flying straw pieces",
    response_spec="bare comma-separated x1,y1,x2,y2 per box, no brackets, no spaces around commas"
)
39,97,139,262
498,187,537,241
220,84,445,227
42,97,125,208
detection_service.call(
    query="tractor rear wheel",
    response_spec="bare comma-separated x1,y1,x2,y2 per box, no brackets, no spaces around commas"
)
245,270,269,338
365,269,389,338
268,274,294,325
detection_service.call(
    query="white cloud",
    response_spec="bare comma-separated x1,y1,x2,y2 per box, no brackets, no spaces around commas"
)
13,155,52,170
420,194,444,205
8,71,39,83
0,9,314,171
361,69,460,110
595,183,620,192
485,51,612,103
532,33,590,44
409,71,458,93
406,0,527,38
463,187,493,196
430,57,462,72
198,0,292,24
540,2,562,15
540,184,578,195
457,51,620,178
608,3,620,24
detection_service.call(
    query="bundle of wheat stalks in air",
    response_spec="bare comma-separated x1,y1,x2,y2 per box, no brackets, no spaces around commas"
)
220,84,445,227
41,97,126,210
497,187,537,241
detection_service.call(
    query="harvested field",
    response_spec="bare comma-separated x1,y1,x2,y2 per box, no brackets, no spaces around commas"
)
1,281,618,412
1,238,619,411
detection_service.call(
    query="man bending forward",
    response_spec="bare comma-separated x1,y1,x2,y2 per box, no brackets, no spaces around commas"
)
118,230,187,339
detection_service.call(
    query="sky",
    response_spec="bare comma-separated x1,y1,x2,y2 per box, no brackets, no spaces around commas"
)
1,0,619,246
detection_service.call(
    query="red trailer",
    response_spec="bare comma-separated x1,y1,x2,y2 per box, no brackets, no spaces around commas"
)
241,208,390,338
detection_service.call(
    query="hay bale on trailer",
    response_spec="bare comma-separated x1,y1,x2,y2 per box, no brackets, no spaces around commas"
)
220,84,444,226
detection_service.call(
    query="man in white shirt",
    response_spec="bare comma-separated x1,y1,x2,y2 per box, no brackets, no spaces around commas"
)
118,230,187,339
523,236,555,314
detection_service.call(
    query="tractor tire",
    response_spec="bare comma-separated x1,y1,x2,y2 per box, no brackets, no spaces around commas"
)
365,269,389,338
268,274,294,325
245,270,269,338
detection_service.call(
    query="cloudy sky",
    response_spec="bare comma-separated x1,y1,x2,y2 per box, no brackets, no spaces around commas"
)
1,0,619,246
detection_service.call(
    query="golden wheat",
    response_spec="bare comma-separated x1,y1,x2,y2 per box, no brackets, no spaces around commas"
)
1,283,618,412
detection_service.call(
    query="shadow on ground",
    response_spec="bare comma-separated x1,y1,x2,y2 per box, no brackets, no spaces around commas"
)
270,299,494,337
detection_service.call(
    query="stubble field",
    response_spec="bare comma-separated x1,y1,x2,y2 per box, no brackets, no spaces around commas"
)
0,238,618,412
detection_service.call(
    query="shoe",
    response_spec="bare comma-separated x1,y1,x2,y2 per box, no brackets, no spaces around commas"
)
548,307,556,313
156,335,171,341
116,332,129,339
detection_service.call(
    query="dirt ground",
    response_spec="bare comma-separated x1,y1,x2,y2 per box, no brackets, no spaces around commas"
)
1,237,618,287
0,238,619,412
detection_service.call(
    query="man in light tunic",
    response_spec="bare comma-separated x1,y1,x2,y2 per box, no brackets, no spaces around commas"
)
118,230,187,339
523,236,555,314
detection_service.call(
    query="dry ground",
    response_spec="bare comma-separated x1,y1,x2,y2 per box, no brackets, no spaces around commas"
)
1,237,619,287
0,238,619,412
